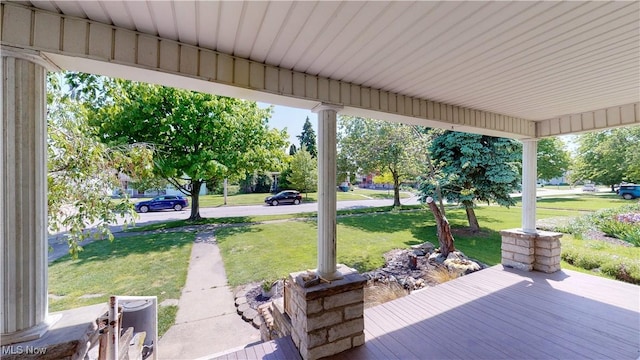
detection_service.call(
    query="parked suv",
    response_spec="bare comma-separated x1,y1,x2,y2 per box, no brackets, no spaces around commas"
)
618,185,640,200
135,195,189,212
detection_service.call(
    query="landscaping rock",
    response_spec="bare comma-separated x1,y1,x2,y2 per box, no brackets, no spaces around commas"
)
237,303,250,315
235,296,247,307
242,308,258,322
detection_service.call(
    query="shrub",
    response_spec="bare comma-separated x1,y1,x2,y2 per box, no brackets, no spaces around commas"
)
561,246,640,284
563,203,640,246
364,282,407,308
599,219,640,246
600,261,640,285
424,266,461,284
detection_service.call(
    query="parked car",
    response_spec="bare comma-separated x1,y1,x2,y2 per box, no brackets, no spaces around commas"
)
265,190,302,206
135,195,189,213
618,184,640,200
582,183,597,192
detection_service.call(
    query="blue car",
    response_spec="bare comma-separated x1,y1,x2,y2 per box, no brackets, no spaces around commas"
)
618,185,640,200
135,195,189,213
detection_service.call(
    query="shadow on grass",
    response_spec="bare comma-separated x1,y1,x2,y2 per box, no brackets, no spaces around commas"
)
54,232,194,266
126,216,259,232
214,224,264,240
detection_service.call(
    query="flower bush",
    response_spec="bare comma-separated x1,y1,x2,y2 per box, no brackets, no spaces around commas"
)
560,203,640,247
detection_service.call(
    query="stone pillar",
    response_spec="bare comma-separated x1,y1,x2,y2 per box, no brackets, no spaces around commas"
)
312,103,343,281
521,139,538,233
1,49,54,345
500,229,562,273
284,265,365,360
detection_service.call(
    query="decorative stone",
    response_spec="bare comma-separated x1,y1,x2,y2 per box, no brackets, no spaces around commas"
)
411,241,435,254
252,316,263,329
236,303,250,315
234,296,247,307
241,308,258,322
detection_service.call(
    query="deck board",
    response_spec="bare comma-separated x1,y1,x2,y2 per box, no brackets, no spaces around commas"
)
207,266,639,360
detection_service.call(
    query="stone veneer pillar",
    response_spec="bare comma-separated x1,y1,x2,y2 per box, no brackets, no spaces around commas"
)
284,265,365,360
1,49,54,345
501,229,562,273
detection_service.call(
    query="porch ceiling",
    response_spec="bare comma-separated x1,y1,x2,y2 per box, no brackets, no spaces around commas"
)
11,0,640,133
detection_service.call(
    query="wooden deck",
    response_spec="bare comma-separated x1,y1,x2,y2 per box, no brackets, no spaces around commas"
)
212,266,640,360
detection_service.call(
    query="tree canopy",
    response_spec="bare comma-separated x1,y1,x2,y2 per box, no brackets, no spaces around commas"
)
297,116,317,158
570,127,640,188
537,137,571,182
419,130,521,232
338,116,426,206
48,73,139,257
287,149,317,197
73,74,289,220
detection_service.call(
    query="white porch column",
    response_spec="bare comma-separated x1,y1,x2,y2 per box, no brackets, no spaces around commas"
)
521,139,538,233
312,103,343,280
1,49,54,345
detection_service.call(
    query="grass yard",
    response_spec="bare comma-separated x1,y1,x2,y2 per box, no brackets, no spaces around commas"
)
48,232,194,336
216,205,579,286
528,193,629,211
55,193,636,340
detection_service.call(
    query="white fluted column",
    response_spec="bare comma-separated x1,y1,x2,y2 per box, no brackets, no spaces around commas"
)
521,139,538,233
313,103,343,280
1,49,53,345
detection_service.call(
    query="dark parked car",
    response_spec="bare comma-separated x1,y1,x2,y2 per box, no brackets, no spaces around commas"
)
265,190,302,206
618,184,640,200
135,195,189,213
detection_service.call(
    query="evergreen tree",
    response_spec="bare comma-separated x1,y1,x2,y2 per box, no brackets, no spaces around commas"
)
419,130,521,232
297,117,317,158
289,144,297,156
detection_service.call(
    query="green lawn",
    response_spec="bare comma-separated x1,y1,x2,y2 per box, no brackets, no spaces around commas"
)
48,232,194,336
216,205,579,286
53,194,637,339
526,193,629,211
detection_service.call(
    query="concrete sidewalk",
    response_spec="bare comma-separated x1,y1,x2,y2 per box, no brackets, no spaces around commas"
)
157,232,260,359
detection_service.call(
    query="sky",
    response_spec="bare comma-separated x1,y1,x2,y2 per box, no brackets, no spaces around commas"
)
258,102,317,147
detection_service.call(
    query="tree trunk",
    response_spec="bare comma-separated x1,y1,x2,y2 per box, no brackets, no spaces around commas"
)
423,145,446,215
189,181,202,221
392,171,401,207
426,196,455,257
464,202,480,233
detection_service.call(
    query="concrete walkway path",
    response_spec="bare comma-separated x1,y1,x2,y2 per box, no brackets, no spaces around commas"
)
157,232,260,359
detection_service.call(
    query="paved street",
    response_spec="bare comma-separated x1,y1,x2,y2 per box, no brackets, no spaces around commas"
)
120,187,591,229
103,193,421,232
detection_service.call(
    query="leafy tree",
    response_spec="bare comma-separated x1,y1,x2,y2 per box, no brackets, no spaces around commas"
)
287,149,317,197
74,75,289,220
571,127,640,190
239,172,272,193
419,130,521,232
297,117,317,158
47,73,139,257
373,171,394,186
537,137,571,182
338,116,426,206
